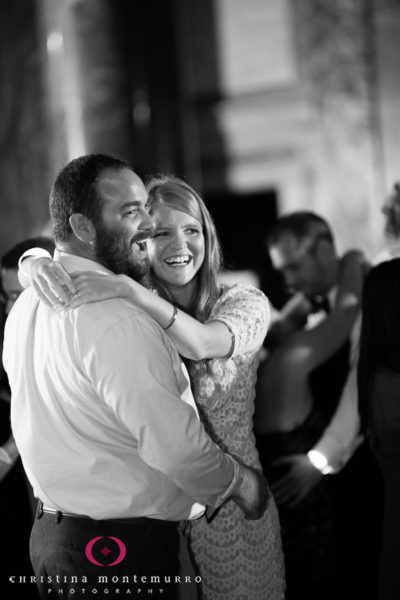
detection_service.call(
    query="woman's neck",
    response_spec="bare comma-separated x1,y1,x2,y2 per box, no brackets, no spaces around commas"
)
166,279,197,310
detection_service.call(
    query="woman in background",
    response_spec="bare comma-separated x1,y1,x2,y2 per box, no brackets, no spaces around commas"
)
254,250,364,600
358,259,400,600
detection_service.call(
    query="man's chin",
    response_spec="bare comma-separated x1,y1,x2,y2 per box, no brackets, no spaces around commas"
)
126,255,150,281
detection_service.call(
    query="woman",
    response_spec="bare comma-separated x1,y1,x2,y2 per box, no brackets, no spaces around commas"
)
358,259,400,600
23,176,285,600
254,251,365,600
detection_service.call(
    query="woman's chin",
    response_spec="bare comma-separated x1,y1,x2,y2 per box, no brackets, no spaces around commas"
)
157,267,195,289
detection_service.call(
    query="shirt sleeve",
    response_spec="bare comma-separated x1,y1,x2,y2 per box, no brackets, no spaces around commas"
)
311,314,363,473
17,247,53,288
208,285,271,358
86,309,236,506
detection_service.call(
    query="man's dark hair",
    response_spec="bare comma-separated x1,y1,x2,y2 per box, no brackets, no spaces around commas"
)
266,211,334,249
49,154,129,242
1,237,55,270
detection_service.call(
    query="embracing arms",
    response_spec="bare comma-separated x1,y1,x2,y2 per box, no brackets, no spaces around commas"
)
19,251,269,361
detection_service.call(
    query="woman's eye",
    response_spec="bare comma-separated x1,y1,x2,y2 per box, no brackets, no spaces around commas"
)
187,228,200,235
153,231,168,238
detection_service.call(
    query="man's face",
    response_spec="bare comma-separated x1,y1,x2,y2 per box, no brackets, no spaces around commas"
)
93,168,154,281
1,268,23,315
269,232,329,298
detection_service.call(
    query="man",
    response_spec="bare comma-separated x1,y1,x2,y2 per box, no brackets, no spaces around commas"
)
256,211,383,600
3,155,266,600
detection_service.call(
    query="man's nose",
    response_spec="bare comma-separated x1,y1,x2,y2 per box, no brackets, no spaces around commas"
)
138,211,155,235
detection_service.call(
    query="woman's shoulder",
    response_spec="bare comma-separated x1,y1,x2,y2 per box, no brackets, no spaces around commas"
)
212,283,270,319
218,282,268,302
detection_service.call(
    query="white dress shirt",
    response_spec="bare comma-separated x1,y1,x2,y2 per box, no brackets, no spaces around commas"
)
4,251,236,520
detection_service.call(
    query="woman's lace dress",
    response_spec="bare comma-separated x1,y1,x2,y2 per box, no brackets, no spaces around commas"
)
188,284,285,600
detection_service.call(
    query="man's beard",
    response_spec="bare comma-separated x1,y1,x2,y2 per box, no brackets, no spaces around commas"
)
93,222,150,281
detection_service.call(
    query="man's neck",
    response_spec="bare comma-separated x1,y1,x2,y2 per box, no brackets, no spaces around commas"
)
56,239,97,262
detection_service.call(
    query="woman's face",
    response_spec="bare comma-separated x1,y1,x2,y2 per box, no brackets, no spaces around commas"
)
148,204,205,291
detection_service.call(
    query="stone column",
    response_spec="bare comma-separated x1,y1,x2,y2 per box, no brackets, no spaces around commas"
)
37,0,134,172
292,0,385,256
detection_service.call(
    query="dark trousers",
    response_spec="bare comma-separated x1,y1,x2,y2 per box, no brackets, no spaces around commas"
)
332,441,384,600
30,506,199,600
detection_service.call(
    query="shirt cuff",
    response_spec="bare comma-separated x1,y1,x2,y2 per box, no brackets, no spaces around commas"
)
212,455,241,508
18,248,52,288
310,433,364,474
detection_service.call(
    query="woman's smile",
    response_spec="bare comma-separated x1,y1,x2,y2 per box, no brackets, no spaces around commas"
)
148,205,205,295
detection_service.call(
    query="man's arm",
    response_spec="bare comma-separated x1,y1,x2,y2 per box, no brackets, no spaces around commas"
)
270,315,362,507
309,314,362,474
89,309,266,515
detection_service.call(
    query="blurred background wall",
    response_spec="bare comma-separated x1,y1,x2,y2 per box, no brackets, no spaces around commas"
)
1,0,400,299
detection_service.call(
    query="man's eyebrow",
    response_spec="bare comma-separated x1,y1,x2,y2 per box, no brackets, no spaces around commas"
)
120,201,141,210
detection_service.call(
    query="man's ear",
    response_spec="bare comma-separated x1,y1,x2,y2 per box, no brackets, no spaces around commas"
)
69,213,96,244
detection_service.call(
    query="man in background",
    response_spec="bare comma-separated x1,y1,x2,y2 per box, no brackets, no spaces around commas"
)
255,211,383,600
1,237,55,315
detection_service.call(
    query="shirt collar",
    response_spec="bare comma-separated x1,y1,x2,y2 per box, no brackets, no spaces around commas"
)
53,249,113,276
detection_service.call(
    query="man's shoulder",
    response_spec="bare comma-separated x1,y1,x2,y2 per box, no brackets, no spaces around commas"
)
75,297,162,339
75,298,180,367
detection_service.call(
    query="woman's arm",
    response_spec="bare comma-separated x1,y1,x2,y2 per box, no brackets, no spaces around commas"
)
264,293,312,351
19,252,76,306
21,260,233,360
70,275,270,361
273,250,364,374
78,273,234,360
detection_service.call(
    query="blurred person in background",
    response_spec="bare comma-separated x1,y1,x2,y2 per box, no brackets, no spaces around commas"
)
375,182,400,264
254,211,383,600
21,174,285,600
2,237,55,315
358,259,400,600
0,236,54,598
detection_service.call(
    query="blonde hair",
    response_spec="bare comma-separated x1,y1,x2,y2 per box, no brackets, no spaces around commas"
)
146,175,223,321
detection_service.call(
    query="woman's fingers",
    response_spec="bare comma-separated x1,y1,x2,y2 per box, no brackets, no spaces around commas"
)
68,294,89,309
71,270,108,281
32,279,63,308
51,262,76,295
41,262,76,297
39,274,72,305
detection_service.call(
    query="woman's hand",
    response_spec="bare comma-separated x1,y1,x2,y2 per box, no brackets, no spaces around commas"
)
68,272,135,308
29,258,76,308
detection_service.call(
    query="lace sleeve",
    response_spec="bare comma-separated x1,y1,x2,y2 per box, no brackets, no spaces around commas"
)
208,285,270,358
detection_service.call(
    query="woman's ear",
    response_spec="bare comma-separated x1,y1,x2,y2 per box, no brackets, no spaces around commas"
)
69,213,96,244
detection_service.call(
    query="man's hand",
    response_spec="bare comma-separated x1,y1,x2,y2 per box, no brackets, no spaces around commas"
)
270,453,323,508
231,465,269,520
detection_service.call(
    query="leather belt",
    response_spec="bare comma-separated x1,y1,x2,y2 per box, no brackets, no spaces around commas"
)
36,501,184,528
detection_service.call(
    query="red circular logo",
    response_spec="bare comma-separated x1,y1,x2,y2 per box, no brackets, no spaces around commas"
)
85,536,126,566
